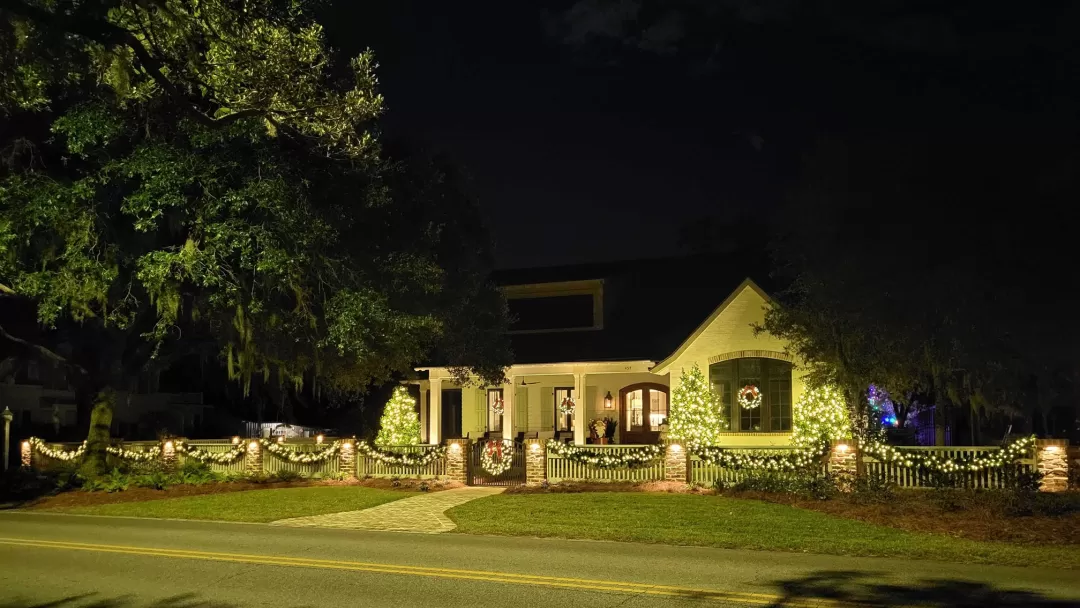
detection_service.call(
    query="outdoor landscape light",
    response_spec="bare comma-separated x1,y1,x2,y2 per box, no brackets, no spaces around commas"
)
669,444,682,453
248,440,259,451
231,436,240,444
21,441,29,449
277,436,285,444
530,442,540,452
1045,445,1061,453
163,440,174,450
316,434,324,444
836,443,850,453
450,443,461,453
604,391,613,409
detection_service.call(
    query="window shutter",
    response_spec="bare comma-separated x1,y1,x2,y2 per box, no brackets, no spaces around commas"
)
541,387,555,431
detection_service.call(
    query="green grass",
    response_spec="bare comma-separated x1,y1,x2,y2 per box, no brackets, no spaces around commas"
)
448,493,1079,569
53,486,413,523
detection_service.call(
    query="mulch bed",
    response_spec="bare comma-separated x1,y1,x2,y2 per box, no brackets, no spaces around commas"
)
19,477,459,511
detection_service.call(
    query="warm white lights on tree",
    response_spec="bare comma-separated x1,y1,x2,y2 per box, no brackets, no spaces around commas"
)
375,386,422,447
667,364,727,446
791,385,851,453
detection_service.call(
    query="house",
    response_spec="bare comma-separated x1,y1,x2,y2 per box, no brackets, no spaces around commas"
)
416,256,808,447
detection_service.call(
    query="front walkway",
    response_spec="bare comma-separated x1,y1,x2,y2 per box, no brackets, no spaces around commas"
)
269,486,504,533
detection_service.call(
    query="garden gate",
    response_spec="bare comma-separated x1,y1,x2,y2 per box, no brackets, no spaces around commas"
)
469,439,526,486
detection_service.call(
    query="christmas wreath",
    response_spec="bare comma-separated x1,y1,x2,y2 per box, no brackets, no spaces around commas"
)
481,439,514,475
489,398,505,415
738,385,762,409
558,396,576,415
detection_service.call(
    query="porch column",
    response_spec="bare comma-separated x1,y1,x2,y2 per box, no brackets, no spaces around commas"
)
502,377,515,440
573,373,587,445
429,378,442,445
419,381,429,444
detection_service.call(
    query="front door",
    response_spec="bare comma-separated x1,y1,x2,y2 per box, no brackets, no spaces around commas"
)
620,383,669,444
441,389,462,439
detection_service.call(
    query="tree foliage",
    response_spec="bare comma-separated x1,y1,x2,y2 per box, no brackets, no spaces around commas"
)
0,0,509,471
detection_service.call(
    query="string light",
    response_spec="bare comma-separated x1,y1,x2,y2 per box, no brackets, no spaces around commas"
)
357,441,446,466
375,386,422,447
546,441,662,468
667,364,727,445
480,439,514,475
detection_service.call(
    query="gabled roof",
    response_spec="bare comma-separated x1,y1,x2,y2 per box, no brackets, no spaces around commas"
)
650,278,774,375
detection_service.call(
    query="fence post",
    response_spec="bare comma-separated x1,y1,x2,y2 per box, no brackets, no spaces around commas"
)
1035,438,1068,492
525,438,546,485
20,439,31,468
162,439,179,470
445,438,469,484
339,439,356,479
244,439,263,475
663,443,688,483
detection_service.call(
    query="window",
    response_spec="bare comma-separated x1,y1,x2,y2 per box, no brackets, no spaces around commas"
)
554,387,573,431
26,360,39,382
487,389,503,433
626,389,644,429
649,390,668,431
710,358,793,432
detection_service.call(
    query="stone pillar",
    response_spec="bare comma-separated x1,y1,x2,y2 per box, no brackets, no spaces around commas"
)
162,439,178,470
525,438,546,485
445,438,469,484
20,439,31,468
572,372,587,445
828,442,857,490
1036,438,1068,493
244,439,263,475
419,381,429,444
339,439,356,479
429,378,443,445
663,443,688,483
502,378,514,440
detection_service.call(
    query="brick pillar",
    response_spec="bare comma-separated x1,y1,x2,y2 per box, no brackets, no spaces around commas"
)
1036,438,1068,492
338,439,356,479
828,442,857,490
162,439,179,470
244,439,263,475
525,438,546,485
663,443,688,483
20,440,31,468
445,438,469,484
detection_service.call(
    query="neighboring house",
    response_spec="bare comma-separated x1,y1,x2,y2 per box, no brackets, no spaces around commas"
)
0,359,210,440
416,256,807,447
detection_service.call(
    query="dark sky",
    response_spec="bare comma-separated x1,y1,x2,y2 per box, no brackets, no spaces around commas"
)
322,1,1079,268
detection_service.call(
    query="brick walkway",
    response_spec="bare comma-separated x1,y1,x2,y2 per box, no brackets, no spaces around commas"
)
269,487,504,533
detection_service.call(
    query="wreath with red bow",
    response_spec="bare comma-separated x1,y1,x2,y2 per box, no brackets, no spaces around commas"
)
481,439,514,475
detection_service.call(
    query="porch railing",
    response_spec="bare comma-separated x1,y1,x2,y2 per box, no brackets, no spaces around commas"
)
546,445,665,483
359,444,445,479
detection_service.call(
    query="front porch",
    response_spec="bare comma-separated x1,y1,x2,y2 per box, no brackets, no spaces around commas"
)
416,361,669,446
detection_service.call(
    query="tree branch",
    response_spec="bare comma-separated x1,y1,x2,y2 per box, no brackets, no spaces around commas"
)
0,322,88,377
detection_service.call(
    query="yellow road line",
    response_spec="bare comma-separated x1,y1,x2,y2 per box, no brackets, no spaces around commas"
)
0,538,854,607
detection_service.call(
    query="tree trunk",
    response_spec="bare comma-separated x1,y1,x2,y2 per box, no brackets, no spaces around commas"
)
849,386,866,476
79,388,114,478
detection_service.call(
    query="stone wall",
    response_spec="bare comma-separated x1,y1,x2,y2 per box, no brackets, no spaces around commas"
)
338,440,356,479
244,440,263,475
827,442,857,491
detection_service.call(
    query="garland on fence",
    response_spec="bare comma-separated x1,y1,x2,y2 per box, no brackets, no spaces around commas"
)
176,442,246,464
862,435,1037,473
28,437,86,461
690,445,824,472
106,444,162,462
356,442,447,467
481,439,514,475
545,441,662,469
260,438,342,463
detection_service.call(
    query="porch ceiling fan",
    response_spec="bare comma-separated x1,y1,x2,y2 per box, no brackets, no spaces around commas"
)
518,377,540,386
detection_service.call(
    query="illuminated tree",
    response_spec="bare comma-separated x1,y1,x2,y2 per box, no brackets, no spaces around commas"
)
0,0,508,475
791,385,851,454
375,386,421,447
668,364,726,446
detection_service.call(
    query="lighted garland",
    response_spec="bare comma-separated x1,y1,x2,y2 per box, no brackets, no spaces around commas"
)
28,437,86,461
691,445,824,472
546,440,662,469
176,442,246,464
737,385,762,410
863,435,1037,473
106,444,162,462
558,397,576,415
481,439,514,475
260,438,342,463
356,441,447,467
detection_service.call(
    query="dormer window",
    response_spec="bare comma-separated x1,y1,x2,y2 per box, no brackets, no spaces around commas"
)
502,279,603,334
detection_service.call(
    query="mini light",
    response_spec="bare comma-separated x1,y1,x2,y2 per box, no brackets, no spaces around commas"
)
231,436,240,445
316,434,324,444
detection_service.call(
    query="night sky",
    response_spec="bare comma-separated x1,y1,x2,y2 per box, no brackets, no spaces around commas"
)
323,1,1078,269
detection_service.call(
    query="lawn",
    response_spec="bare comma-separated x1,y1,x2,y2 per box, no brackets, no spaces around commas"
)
49,486,413,523
447,492,1080,569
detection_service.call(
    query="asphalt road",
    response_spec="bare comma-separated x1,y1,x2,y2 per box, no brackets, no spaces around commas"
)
0,511,1077,608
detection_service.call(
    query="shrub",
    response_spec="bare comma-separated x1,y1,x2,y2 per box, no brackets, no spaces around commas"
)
725,471,839,499
83,468,131,493
132,471,171,490
271,470,303,482
418,481,430,492
851,472,894,504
